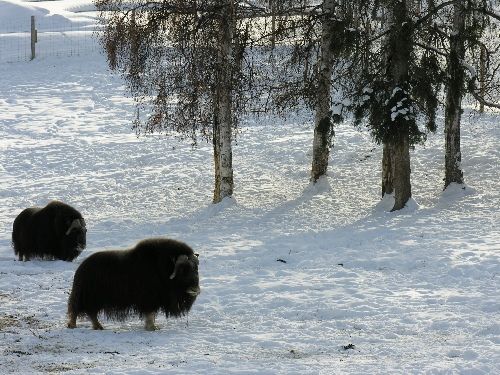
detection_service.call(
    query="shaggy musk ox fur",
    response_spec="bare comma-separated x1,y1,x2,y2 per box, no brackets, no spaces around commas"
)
12,201,87,261
67,238,201,330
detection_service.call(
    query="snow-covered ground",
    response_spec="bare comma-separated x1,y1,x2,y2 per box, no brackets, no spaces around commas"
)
0,1,499,374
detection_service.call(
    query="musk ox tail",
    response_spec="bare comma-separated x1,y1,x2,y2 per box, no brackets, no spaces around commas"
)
12,232,19,257
67,286,79,319
12,208,34,261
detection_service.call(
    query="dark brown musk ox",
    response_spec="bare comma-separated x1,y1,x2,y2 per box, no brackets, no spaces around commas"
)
67,238,201,331
12,200,87,261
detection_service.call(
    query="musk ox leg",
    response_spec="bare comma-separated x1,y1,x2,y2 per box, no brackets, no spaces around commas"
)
89,313,104,330
145,313,157,331
67,314,77,329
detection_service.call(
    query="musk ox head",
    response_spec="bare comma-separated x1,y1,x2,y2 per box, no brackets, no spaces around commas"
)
59,215,87,253
169,253,201,297
12,200,87,261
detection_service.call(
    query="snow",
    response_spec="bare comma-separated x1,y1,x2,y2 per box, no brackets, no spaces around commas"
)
0,0,49,27
1,1,499,374
462,61,478,79
0,0,95,31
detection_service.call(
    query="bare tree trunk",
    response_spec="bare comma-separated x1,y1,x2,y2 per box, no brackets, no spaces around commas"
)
213,1,235,203
444,0,465,188
383,134,411,211
382,142,394,196
479,45,486,113
270,0,276,49
381,5,394,199
391,132,411,211
311,0,336,182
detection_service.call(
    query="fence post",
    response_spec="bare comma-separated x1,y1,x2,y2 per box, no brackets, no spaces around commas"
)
31,16,37,60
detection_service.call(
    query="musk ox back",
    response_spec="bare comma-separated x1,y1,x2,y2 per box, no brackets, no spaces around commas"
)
12,201,87,261
67,238,200,330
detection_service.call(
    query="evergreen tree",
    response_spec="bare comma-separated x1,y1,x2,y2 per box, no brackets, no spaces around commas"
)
353,0,443,211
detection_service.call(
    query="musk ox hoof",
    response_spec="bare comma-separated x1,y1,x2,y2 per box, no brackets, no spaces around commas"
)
145,312,157,331
67,315,77,329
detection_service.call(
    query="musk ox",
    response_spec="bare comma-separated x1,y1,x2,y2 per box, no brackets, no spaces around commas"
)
12,201,87,261
67,238,201,331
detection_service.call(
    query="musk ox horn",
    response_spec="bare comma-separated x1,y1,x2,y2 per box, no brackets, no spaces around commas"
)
186,286,201,296
169,254,189,279
65,219,84,235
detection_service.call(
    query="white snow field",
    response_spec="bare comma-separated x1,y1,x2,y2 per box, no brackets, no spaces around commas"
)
0,1,499,374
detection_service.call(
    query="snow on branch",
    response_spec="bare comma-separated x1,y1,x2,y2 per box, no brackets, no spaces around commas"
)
462,60,477,79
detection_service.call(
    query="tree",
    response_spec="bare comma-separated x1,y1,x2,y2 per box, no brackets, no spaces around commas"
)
95,0,258,203
380,1,415,211
444,0,466,187
443,0,500,188
311,0,338,182
353,1,436,211
310,1,368,182
213,0,236,202
263,1,361,183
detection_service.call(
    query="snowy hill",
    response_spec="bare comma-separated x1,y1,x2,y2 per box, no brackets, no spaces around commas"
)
0,1,499,374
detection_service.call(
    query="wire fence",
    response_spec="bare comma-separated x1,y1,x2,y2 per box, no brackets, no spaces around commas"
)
0,16,100,63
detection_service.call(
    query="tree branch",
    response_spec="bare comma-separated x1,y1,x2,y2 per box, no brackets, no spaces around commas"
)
470,8,500,22
414,41,448,57
413,0,458,29
470,90,500,110
465,63,500,110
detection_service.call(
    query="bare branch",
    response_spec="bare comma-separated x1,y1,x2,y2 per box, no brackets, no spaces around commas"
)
413,0,458,29
367,28,390,44
470,8,500,22
470,90,500,110
414,41,448,57
465,62,500,110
